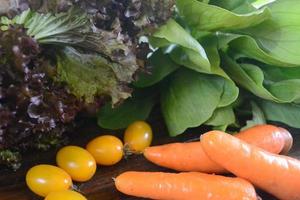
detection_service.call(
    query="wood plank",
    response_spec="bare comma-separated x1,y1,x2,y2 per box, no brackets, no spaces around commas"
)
0,120,299,200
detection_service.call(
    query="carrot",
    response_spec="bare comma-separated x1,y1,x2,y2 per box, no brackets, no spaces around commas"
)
236,125,292,155
144,141,224,173
144,125,292,173
115,171,258,200
277,127,293,155
201,131,300,200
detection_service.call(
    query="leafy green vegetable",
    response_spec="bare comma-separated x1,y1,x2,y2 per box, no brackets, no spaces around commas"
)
258,100,300,128
222,55,278,102
201,36,229,78
133,50,179,88
97,89,157,130
57,48,131,104
97,0,300,136
0,0,176,169
241,101,266,130
0,8,141,105
1,8,90,45
205,106,236,128
262,65,300,82
150,19,210,73
241,0,300,66
161,69,238,136
176,0,271,31
251,0,277,9
1,8,140,78
218,33,299,67
210,0,248,11
222,54,300,103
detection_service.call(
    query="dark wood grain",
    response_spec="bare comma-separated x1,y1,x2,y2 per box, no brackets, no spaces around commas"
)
0,119,299,200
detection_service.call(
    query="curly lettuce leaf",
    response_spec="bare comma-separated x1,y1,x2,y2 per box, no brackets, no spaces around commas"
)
57,48,131,105
0,8,142,104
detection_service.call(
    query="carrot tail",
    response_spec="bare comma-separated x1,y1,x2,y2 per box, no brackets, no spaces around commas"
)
115,171,258,200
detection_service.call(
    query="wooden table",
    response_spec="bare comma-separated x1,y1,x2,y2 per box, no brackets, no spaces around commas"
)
0,119,299,200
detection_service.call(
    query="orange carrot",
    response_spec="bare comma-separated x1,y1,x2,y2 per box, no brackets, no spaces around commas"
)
143,125,292,173
277,127,293,155
115,171,258,200
144,141,224,173
236,125,292,155
201,131,300,200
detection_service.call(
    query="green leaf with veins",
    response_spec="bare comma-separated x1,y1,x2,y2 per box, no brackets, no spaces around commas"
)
176,0,271,31
150,19,210,73
161,68,238,136
222,54,300,104
217,33,299,67
200,35,230,79
258,100,300,129
241,0,300,66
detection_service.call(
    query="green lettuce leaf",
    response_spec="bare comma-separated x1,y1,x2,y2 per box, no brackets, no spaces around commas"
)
251,0,277,9
133,50,179,88
150,19,210,73
209,0,248,11
97,89,157,129
241,0,300,66
57,48,131,104
210,0,260,14
217,33,299,67
258,100,300,128
262,65,300,81
176,0,271,31
161,68,238,136
205,106,236,128
222,54,300,103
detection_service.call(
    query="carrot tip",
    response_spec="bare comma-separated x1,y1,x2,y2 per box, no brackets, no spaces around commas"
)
278,127,293,155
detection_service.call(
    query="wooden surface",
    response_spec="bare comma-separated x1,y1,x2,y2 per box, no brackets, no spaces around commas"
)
0,119,300,200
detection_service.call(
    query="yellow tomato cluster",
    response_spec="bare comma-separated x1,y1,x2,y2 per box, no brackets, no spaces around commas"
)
25,121,153,199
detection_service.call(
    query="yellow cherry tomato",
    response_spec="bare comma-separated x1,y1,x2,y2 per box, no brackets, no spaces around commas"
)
56,146,97,182
124,121,153,152
26,164,72,197
86,135,123,166
45,190,87,200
